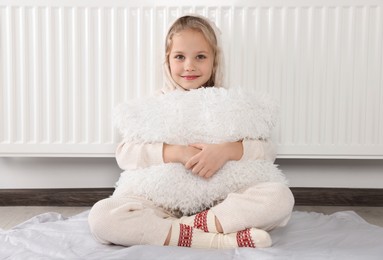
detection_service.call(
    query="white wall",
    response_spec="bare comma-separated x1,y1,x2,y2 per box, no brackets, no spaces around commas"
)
276,159,383,188
0,158,121,189
1,158,382,189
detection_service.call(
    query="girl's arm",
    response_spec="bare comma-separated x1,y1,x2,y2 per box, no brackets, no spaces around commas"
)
116,138,276,171
115,140,201,170
115,141,164,170
242,139,277,162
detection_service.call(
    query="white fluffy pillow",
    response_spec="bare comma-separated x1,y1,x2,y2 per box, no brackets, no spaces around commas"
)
114,160,287,217
114,87,278,144
113,87,287,216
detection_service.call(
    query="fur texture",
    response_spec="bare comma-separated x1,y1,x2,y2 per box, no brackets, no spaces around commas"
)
114,87,278,145
113,87,287,216
114,160,287,217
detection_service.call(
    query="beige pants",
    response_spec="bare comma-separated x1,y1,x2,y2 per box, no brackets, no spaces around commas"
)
88,182,294,246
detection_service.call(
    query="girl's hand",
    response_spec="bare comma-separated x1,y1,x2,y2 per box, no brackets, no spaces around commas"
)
185,141,243,179
163,144,201,165
180,145,202,165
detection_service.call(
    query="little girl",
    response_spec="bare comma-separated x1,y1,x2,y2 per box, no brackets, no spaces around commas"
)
89,14,294,249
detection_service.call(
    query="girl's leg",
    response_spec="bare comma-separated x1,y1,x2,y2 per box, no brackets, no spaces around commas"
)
88,196,272,248
178,209,220,233
178,182,294,234
211,182,295,233
88,197,173,246
167,223,271,248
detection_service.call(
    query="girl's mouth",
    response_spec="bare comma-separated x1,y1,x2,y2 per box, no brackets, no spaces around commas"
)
182,75,199,80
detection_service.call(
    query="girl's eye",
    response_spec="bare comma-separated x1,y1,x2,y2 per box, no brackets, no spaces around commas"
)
174,55,185,60
196,55,207,60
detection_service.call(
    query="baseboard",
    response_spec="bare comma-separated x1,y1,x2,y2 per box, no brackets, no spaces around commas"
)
0,187,383,207
291,187,383,206
0,188,114,206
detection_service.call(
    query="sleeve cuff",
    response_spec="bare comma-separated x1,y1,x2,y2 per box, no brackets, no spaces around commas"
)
241,139,277,162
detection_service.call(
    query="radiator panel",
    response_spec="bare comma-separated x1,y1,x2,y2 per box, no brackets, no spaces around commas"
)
0,1,382,158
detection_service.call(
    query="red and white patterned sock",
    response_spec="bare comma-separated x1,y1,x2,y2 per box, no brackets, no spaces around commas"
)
168,223,272,249
179,210,218,233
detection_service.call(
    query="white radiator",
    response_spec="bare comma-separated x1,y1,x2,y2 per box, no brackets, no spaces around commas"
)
0,0,382,158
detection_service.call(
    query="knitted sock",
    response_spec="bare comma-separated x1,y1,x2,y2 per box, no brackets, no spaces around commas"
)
168,223,272,249
179,210,218,233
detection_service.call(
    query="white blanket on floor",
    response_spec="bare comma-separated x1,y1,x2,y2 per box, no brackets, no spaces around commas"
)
1,210,383,259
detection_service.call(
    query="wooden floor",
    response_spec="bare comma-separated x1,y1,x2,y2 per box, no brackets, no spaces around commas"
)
0,206,90,230
0,206,382,230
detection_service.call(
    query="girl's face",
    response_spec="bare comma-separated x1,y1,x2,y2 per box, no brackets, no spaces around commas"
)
168,29,214,90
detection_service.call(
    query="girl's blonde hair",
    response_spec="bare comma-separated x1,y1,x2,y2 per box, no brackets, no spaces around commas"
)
162,15,224,92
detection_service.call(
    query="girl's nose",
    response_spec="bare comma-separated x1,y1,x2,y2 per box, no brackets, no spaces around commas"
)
184,59,196,71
